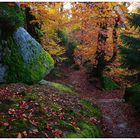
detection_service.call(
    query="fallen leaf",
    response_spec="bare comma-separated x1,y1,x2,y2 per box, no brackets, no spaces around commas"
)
52,129,62,137
17,132,22,138
89,117,97,123
3,122,9,126
32,129,39,134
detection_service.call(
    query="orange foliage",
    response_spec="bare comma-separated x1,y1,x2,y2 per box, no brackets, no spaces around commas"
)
67,2,129,65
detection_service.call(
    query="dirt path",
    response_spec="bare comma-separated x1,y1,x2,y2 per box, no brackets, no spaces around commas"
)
46,66,140,138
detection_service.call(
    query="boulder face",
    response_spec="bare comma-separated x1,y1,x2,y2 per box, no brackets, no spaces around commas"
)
0,27,54,83
0,3,54,83
14,27,54,83
13,27,43,64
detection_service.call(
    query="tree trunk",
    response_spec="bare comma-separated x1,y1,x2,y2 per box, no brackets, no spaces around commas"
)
94,22,108,81
25,7,41,42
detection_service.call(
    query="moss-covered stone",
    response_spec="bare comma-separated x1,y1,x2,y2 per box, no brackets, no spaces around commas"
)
0,3,54,84
0,28,54,84
102,76,119,91
124,84,140,112
39,80,74,94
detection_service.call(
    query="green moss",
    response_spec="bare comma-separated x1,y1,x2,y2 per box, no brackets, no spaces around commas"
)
49,102,62,111
0,3,25,30
102,76,119,91
0,3,54,84
26,50,54,83
39,80,74,94
0,36,54,84
64,120,102,138
125,84,140,112
11,120,29,131
126,84,140,94
25,92,39,100
50,82,73,93
2,36,31,83
58,120,76,131
80,99,101,118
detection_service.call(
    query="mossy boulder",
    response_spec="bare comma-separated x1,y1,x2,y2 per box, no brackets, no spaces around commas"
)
39,80,74,94
124,84,140,112
102,76,119,91
0,3,54,83
0,28,54,83
12,27,54,83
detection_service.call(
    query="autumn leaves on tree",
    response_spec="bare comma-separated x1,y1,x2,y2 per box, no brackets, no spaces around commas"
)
70,3,129,83
21,2,130,87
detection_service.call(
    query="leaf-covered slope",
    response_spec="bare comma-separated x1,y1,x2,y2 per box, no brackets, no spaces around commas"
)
0,82,102,138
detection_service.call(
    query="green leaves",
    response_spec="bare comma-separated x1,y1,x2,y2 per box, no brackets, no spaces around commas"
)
128,13,140,30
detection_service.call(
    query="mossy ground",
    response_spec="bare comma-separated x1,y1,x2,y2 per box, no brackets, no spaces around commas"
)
0,82,102,138
39,80,74,94
102,76,119,91
125,84,140,112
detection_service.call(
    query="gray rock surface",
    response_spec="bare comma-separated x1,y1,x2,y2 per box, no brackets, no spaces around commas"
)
0,27,54,83
13,27,42,64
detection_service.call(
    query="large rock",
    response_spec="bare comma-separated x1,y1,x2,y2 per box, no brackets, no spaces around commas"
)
16,27,54,81
0,3,54,83
0,27,54,83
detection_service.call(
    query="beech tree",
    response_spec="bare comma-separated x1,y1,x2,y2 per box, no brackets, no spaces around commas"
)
67,2,128,81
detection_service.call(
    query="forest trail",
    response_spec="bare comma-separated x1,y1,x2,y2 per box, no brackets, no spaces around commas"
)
46,65,140,138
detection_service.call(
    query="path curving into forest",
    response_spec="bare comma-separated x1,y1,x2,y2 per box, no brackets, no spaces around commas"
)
46,65,140,138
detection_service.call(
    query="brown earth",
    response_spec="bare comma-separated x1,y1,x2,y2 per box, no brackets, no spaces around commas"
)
46,65,140,138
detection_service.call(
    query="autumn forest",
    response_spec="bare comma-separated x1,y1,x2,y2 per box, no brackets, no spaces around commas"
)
0,2,140,138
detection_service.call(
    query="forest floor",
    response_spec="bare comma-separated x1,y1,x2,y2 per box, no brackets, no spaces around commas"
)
46,64,140,138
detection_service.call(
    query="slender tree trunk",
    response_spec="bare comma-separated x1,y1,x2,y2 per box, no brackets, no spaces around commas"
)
94,16,119,86
94,22,108,81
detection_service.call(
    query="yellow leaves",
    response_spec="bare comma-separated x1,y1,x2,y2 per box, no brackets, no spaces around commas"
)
23,2,67,59
48,8,55,14
21,2,129,65
119,4,129,13
42,37,65,57
108,3,114,8
74,44,97,64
